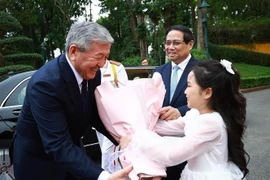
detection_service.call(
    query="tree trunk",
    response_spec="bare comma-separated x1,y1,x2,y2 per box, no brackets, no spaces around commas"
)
136,13,148,58
197,0,204,50
126,0,137,41
0,52,5,67
138,37,148,59
190,0,196,35
126,0,148,59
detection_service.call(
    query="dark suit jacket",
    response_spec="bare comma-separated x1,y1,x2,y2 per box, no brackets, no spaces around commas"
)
9,54,115,180
155,56,199,180
155,56,200,116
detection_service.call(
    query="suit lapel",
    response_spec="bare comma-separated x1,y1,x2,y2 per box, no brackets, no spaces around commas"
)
170,57,196,104
162,63,172,106
59,55,82,109
58,55,102,124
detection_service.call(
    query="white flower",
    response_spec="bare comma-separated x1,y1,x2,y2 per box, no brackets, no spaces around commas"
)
220,59,235,75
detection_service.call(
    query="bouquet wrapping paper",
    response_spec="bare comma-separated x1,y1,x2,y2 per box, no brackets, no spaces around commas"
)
94,72,167,179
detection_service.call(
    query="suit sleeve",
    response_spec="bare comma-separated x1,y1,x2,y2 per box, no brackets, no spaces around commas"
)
177,105,190,116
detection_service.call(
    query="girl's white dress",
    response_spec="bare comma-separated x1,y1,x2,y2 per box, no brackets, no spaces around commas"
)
130,109,244,180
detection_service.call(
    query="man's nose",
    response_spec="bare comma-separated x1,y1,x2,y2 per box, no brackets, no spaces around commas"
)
97,58,106,68
169,43,175,48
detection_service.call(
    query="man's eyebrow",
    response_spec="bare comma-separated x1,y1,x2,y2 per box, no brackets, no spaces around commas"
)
93,52,104,56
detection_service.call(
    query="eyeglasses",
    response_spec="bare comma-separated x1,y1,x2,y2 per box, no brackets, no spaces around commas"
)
165,40,185,46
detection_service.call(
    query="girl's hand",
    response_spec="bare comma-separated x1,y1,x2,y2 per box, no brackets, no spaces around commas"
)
108,165,133,180
119,135,133,150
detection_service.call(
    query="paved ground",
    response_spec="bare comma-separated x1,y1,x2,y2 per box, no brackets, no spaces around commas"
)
243,88,270,180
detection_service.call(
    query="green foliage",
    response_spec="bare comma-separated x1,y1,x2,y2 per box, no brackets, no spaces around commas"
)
121,56,158,66
191,48,207,61
97,14,141,60
4,53,42,61
234,63,270,78
234,62,270,88
0,64,34,76
0,11,42,67
1,0,91,58
206,0,270,45
241,76,270,89
98,0,194,62
209,17,270,44
0,11,22,34
144,57,158,66
207,0,270,20
135,22,148,39
122,56,143,66
4,53,42,68
1,0,269,74
209,43,270,67
0,36,32,46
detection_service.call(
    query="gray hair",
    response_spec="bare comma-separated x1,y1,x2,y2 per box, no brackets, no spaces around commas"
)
65,21,114,53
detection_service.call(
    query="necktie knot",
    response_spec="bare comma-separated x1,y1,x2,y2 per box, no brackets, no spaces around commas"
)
173,65,180,72
82,79,88,88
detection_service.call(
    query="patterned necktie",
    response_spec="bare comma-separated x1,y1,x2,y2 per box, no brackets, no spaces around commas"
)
81,79,89,120
170,66,180,102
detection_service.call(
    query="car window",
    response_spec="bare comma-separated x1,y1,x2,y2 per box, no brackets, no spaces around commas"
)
4,80,29,107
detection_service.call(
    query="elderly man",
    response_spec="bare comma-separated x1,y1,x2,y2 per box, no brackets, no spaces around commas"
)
9,21,132,180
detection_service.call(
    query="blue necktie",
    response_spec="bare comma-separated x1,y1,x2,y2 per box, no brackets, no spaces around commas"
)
170,66,180,102
81,79,89,120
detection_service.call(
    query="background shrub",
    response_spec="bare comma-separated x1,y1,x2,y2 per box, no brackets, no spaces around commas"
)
0,64,34,76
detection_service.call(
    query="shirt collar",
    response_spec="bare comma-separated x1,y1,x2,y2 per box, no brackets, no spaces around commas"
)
171,54,191,71
65,54,83,85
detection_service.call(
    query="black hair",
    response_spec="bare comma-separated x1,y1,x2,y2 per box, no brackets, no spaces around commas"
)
192,60,250,179
165,25,194,44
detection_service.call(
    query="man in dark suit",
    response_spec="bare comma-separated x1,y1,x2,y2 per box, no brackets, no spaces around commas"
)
155,25,200,180
9,21,132,180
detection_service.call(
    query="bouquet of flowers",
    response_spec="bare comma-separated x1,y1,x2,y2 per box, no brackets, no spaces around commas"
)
94,72,167,179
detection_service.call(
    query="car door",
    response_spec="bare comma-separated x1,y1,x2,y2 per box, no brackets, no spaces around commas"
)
0,78,29,141
0,76,30,180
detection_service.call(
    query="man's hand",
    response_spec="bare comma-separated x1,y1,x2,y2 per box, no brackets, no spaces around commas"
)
158,106,181,120
108,165,133,180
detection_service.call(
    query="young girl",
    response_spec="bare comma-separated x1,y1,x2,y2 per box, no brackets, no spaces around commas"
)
120,60,249,180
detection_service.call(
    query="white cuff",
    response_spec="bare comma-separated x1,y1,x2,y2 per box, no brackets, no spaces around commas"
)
97,170,110,180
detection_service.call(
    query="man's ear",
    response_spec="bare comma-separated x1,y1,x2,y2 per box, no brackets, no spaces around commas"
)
188,40,194,51
204,87,212,100
68,45,78,61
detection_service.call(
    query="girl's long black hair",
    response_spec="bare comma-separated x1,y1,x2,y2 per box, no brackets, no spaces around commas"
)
192,60,250,178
